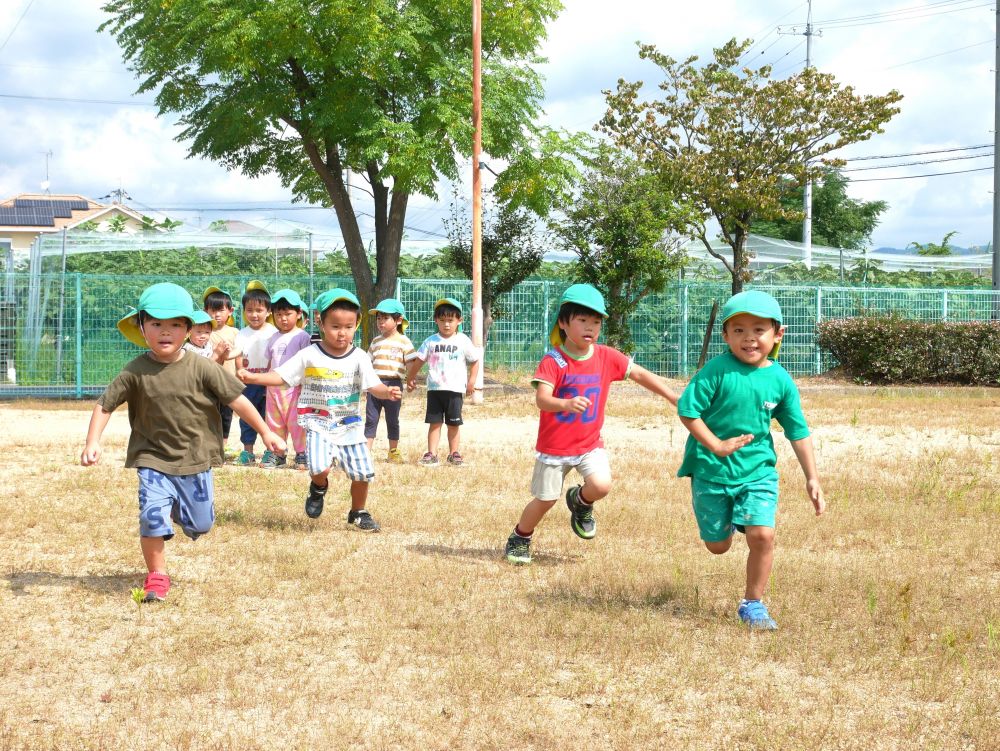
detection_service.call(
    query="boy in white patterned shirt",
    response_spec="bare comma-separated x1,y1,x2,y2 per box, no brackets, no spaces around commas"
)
365,298,415,463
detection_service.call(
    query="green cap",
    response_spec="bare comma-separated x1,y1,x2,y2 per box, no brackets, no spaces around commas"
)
191,310,213,326
369,298,409,331
202,285,235,327
720,290,784,358
433,298,463,317
549,284,608,347
267,288,307,328
117,283,197,347
312,288,361,315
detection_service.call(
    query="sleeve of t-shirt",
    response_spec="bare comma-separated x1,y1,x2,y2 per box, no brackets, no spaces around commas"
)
463,335,482,363
96,368,134,412
202,357,246,405
410,338,430,362
772,373,810,441
358,352,383,392
677,364,720,420
531,352,561,389
604,346,631,382
400,336,416,361
287,330,312,361
264,332,280,368
275,347,310,388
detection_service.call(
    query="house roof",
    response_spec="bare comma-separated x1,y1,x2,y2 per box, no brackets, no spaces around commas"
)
0,193,149,232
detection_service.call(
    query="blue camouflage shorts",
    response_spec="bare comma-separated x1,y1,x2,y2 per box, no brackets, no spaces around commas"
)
138,467,215,541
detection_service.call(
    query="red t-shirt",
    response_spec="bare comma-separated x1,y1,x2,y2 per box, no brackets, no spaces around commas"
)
532,344,631,456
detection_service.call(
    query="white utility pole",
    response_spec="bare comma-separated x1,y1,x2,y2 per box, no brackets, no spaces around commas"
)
993,4,1000,292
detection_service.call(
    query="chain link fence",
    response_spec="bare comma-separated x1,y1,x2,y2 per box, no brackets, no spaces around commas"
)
2,272,998,396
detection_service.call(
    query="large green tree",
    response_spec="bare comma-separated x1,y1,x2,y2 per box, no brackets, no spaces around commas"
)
909,231,958,256
599,39,902,294
551,147,693,353
442,189,548,345
752,169,887,250
101,0,564,338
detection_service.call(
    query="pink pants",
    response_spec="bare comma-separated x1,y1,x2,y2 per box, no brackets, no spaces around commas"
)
265,385,306,455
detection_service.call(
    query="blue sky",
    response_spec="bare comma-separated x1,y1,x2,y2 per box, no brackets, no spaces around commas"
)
0,0,994,249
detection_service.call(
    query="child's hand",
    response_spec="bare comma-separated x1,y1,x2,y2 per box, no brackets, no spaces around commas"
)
387,386,402,401
236,368,252,384
807,478,825,516
711,434,753,457
564,395,592,414
80,442,102,466
406,379,417,392
213,340,230,358
465,381,475,397
262,430,286,455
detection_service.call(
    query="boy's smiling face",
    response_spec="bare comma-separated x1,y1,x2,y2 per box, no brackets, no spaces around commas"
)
243,300,270,330
188,322,213,348
722,312,784,367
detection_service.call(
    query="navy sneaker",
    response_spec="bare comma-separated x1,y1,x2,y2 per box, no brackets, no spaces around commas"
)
305,481,327,519
738,599,778,630
504,531,532,564
565,484,596,539
347,509,380,532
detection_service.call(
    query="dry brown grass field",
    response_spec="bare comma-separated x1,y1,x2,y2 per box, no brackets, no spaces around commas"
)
1,381,999,750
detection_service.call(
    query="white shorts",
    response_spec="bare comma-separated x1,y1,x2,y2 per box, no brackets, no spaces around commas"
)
306,430,375,482
530,448,611,501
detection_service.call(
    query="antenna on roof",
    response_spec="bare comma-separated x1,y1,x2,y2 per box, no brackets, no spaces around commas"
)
39,150,52,193
99,187,132,204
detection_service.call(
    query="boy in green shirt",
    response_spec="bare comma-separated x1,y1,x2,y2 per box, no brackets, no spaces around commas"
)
677,291,825,630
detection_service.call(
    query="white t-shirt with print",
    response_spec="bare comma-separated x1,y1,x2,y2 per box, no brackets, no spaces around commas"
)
236,323,278,372
275,344,381,445
411,332,481,393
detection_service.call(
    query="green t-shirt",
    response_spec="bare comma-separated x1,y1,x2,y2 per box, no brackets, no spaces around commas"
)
97,350,245,475
677,352,810,485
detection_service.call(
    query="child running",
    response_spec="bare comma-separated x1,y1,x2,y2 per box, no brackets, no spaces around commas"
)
238,288,401,531
405,298,480,467
676,290,825,630
235,281,277,466
365,298,415,463
504,284,679,565
81,283,283,602
261,288,312,469
203,286,242,453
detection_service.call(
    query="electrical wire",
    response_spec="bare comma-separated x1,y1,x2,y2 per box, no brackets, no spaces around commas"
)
844,144,992,161
884,38,994,69
849,165,992,182
814,2,991,29
0,0,35,56
0,92,155,106
841,152,993,172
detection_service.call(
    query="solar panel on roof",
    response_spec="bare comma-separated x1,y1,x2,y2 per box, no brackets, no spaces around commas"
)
69,199,89,210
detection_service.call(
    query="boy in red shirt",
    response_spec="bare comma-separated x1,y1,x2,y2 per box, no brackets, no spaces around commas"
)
504,284,679,564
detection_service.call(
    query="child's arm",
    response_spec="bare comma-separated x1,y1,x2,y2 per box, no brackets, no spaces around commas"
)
535,382,590,414
679,416,753,457
81,404,113,466
405,357,423,392
237,368,287,387
790,436,825,516
466,358,480,397
229,395,285,454
369,382,402,401
628,364,679,406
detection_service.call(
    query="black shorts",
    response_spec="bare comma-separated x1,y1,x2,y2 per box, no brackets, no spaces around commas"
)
425,390,464,425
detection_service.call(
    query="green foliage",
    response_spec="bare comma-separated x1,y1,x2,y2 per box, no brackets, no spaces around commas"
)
817,314,1000,384
100,0,565,329
442,188,548,343
599,38,902,294
752,169,888,250
551,147,692,352
107,215,128,233
909,231,958,257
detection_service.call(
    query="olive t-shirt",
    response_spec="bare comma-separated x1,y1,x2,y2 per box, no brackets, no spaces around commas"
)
97,350,245,475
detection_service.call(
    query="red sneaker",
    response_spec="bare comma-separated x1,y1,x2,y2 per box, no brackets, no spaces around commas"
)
142,572,171,602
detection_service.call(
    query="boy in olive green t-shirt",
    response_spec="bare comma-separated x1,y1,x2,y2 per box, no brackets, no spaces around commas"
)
677,291,825,630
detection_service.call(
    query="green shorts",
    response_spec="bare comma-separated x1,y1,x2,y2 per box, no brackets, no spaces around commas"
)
691,474,779,542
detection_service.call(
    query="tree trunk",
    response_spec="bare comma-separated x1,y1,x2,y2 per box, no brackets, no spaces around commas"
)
731,229,747,295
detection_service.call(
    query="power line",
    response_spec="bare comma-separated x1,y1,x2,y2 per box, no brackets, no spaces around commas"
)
842,152,993,172
844,144,992,161
850,165,992,182
736,2,808,65
884,38,994,70
0,0,35,56
814,3,992,30
0,92,155,106
812,0,988,28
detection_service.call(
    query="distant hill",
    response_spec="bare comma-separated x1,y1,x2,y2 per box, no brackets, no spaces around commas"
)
874,245,987,256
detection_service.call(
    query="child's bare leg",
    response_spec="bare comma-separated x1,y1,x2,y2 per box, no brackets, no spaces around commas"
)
446,424,460,454
743,525,775,601
579,472,612,504
389,438,399,450
311,468,330,488
140,536,166,573
366,437,374,452
515,498,557,536
427,423,442,453
704,536,734,555
350,480,368,512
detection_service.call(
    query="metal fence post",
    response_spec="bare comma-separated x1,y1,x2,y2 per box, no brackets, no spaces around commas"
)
815,286,823,375
543,281,550,347
942,290,949,321
680,283,689,376
75,273,83,399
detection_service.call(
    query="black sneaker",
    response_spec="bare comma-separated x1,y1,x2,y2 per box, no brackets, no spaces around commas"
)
565,484,596,539
504,531,532,564
347,509,380,532
305,481,327,518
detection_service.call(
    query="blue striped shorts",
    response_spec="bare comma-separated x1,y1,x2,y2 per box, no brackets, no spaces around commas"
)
306,430,375,482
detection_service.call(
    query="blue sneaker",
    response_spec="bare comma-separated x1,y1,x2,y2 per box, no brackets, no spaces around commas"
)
738,599,778,630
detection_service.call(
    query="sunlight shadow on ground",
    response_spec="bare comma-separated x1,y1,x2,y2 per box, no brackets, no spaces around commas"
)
407,543,583,567
3,570,136,597
531,581,696,615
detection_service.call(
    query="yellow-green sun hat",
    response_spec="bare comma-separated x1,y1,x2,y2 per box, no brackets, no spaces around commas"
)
433,298,463,317
549,283,608,347
117,283,197,347
369,298,409,331
202,285,236,327
267,288,307,328
720,290,784,359
241,280,271,324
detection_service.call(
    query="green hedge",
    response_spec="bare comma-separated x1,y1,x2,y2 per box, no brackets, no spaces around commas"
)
817,314,1000,384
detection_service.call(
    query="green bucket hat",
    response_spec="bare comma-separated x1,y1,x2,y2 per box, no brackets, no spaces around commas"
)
191,310,213,326
312,288,361,315
267,288,307,328
117,283,197,347
549,284,608,347
202,285,236,327
433,298,463,317
720,290,784,358
369,298,409,331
